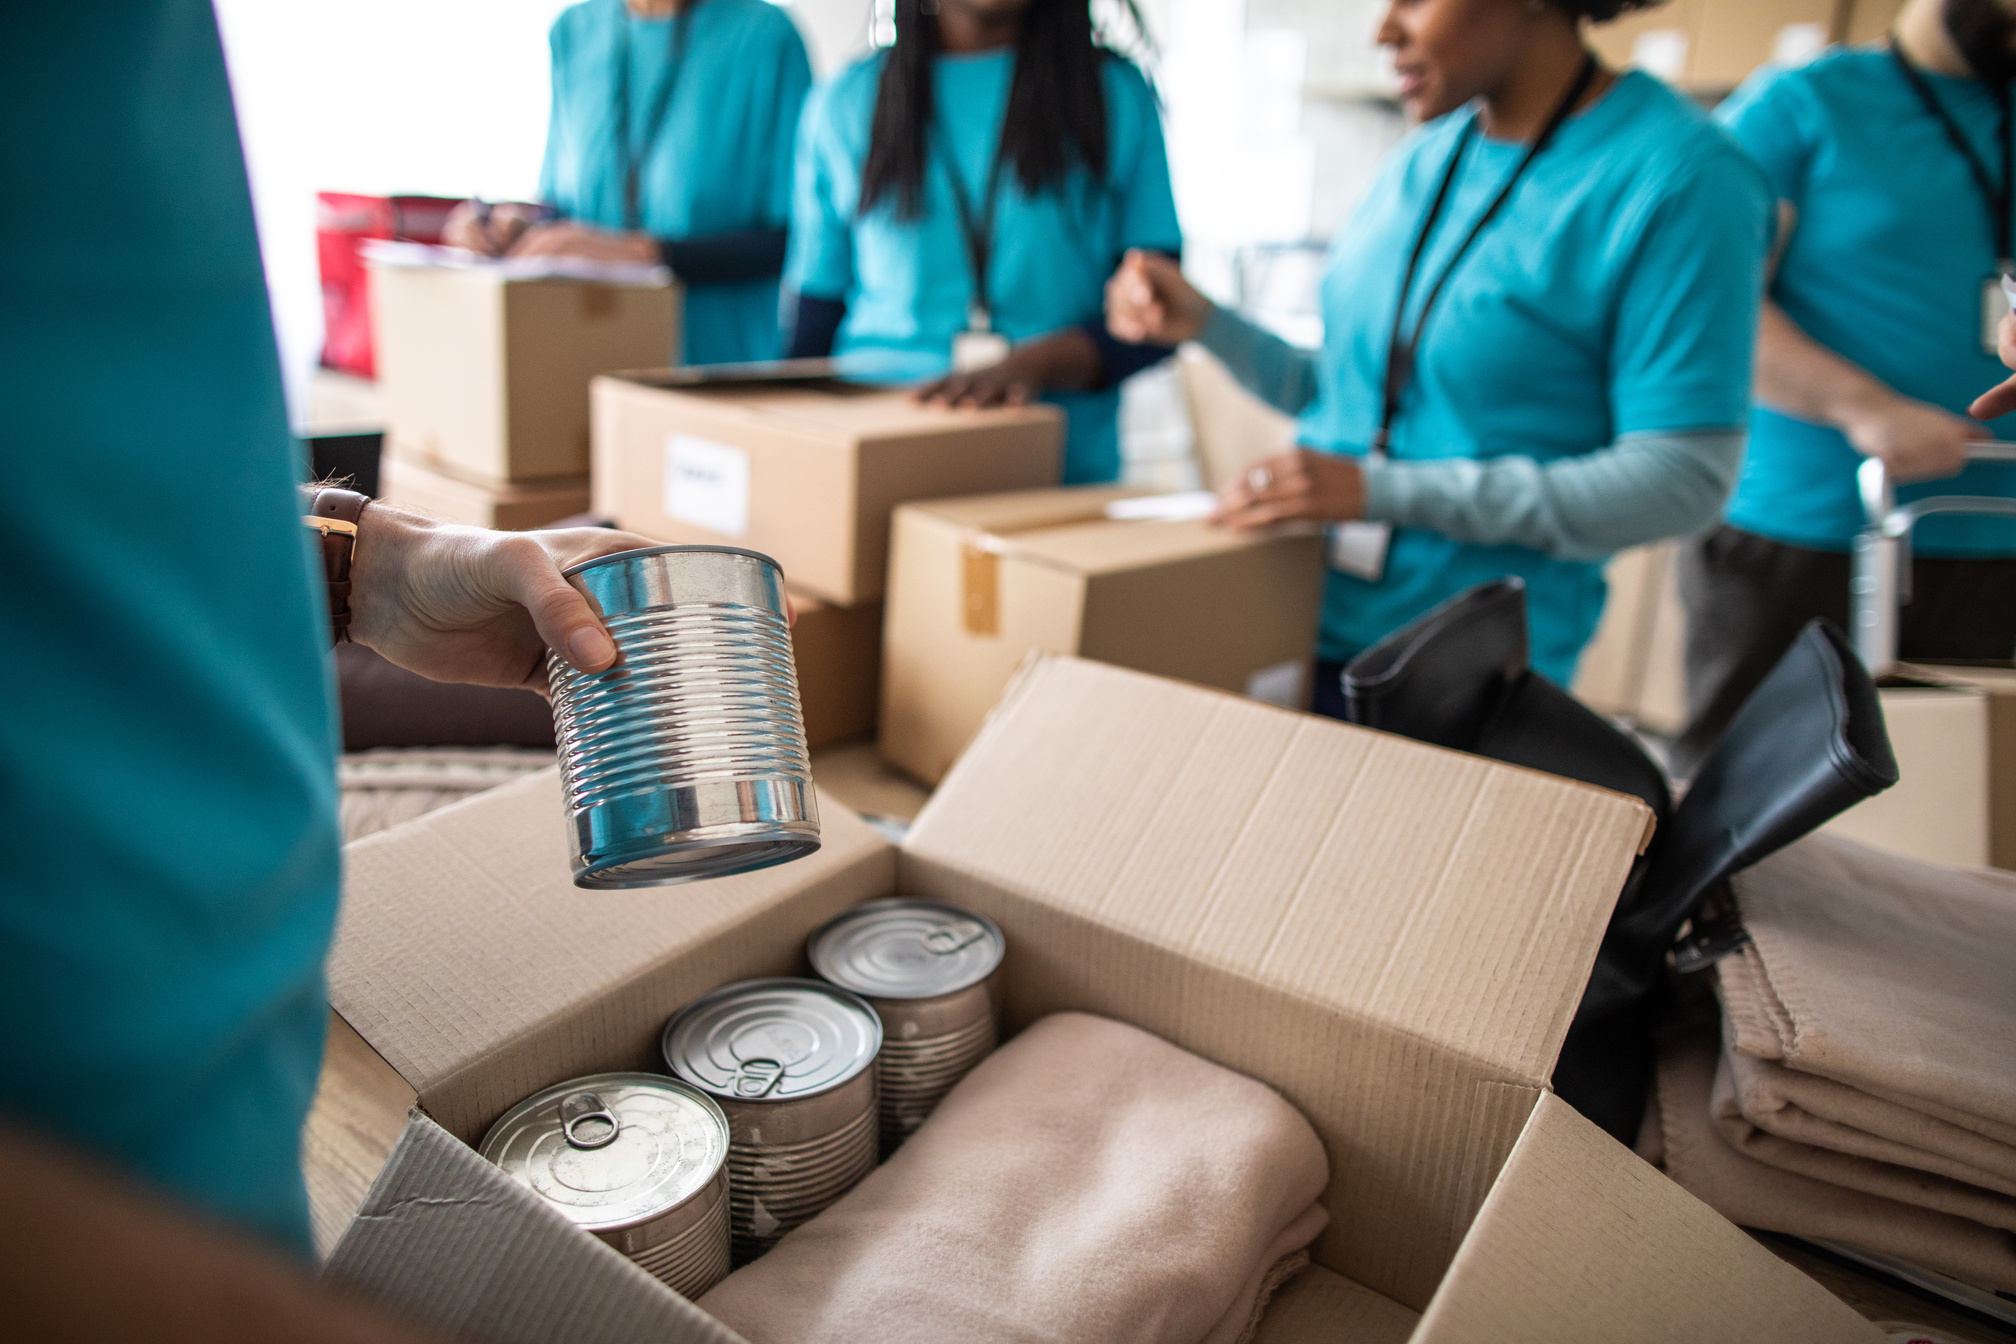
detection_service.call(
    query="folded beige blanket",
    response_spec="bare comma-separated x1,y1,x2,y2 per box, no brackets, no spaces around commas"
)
1711,1047,2016,1231
1719,1028,2016,1199
699,1012,1330,1344
1653,1019,2016,1293
1718,833,2016,1151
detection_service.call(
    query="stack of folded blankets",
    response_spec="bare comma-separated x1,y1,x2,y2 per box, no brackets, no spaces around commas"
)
1645,831,2016,1292
700,1012,1331,1344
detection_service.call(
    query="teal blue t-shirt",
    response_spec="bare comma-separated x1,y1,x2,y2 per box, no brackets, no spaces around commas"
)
542,0,812,365
0,4,342,1256
789,48,1182,484
1719,47,2016,556
1300,72,1771,683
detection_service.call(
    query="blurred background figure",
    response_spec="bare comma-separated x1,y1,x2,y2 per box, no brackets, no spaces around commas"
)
445,0,812,365
1673,0,2016,776
1106,0,1772,704
783,0,1182,485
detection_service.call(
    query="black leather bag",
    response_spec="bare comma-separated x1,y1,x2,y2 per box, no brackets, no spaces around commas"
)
1339,586,1896,1143
1557,619,1897,1139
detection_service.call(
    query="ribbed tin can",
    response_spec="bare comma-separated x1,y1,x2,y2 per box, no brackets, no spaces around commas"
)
550,545,820,889
479,1072,732,1299
662,978,881,1262
808,899,1004,1153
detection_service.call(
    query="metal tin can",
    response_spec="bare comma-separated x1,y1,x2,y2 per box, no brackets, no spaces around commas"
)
478,1072,731,1299
808,899,1004,1152
550,545,820,890
661,978,882,1262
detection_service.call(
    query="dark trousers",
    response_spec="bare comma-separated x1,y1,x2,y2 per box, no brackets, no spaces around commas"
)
1672,525,2016,777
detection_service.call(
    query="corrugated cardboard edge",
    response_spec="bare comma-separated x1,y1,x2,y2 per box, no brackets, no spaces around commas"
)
1409,1092,1885,1343
324,1111,748,1344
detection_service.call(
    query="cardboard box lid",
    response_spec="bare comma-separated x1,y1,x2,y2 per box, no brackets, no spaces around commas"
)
324,1110,747,1344
900,656,1654,1089
602,374,1060,441
909,486,1310,579
328,769,894,1134
1412,1092,1883,1342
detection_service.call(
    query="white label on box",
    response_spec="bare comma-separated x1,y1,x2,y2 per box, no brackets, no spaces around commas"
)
1244,660,1307,709
664,434,750,538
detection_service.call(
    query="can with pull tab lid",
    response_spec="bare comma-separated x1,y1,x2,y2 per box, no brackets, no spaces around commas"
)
661,978,881,1261
550,545,820,889
478,1072,731,1298
808,899,1004,1153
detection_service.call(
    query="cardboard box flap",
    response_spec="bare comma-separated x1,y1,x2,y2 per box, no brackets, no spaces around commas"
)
324,1111,746,1344
1411,1092,1884,1342
604,375,1060,439
908,484,1150,535
902,657,1650,1086
915,485,1300,578
329,768,894,1138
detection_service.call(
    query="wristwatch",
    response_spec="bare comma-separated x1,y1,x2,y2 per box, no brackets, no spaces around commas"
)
304,485,371,644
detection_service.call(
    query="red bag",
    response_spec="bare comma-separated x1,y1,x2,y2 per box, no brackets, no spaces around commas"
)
315,193,462,379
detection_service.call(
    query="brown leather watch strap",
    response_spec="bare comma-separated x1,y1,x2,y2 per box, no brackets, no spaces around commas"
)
304,486,370,644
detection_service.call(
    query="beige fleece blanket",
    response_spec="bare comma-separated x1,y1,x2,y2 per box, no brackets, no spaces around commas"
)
1653,1020,2016,1293
699,1012,1330,1344
1710,1047,2016,1231
1717,834,2016,1162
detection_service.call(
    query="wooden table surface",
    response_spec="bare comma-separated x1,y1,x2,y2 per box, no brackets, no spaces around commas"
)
305,742,2016,1342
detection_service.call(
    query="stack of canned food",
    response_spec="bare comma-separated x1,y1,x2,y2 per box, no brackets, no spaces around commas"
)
479,898,1007,1287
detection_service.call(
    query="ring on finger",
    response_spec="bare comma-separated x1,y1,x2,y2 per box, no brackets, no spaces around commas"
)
1248,466,1274,492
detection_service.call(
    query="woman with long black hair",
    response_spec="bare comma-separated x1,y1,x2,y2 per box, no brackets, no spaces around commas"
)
786,0,1181,484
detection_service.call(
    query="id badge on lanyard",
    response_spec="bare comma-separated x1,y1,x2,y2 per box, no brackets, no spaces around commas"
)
1338,55,1597,589
952,304,1011,372
1329,464,1393,582
1985,269,2016,357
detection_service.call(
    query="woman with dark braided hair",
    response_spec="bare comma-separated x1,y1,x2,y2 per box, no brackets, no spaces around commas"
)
786,0,1181,483
1109,0,1776,704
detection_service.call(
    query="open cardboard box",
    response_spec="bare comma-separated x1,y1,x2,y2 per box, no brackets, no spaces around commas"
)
322,657,1879,1343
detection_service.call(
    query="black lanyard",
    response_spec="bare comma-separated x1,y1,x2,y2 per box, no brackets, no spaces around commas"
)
1375,53,1600,452
614,7,696,232
935,116,1012,332
1890,41,2012,266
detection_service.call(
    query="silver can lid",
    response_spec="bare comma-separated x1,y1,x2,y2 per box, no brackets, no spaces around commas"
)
808,899,1004,1000
662,978,882,1101
478,1072,729,1232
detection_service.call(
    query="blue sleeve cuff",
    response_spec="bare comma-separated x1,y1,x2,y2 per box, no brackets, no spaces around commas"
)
787,292,847,359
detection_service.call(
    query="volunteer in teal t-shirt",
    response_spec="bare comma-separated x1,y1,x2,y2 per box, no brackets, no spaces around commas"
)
1107,1,1771,692
447,0,812,365
785,0,1182,485
1674,0,2016,774
4,5,665,1328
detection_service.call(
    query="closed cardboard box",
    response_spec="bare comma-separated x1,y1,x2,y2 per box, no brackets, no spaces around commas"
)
879,486,1327,784
1586,0,1841,89
1825,664,2016,871
372,258,678,484
322,656,1879,1344
791,591,882,750
591,375,1062,606
380,455,590,532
